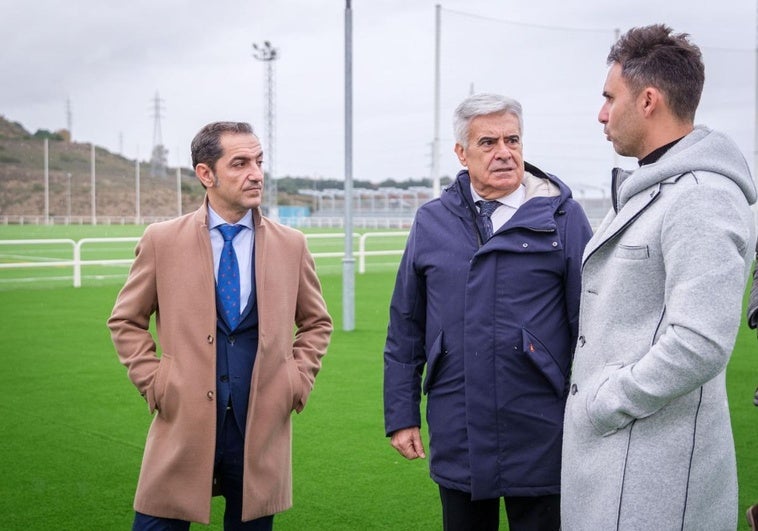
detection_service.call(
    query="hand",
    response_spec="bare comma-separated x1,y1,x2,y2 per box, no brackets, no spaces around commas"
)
390,427,426,460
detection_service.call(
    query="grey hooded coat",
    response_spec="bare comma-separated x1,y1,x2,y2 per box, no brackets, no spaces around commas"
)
561,126,757,530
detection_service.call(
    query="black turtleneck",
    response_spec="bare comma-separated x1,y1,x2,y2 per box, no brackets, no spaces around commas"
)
638,136,684,166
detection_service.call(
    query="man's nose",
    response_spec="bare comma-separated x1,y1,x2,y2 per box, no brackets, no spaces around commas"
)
248,165,264,181
494,140,513,158
598,104,608,124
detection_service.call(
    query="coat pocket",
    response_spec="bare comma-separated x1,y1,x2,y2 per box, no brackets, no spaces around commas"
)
149,352,173,416
286,358,304,412
586,361,630,436
521,328,566,397
614,244,649,260
422,331,445,395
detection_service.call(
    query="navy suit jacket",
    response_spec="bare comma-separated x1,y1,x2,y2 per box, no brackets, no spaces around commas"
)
215,249,258,435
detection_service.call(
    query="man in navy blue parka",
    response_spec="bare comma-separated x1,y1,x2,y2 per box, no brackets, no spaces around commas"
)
383,93,592,531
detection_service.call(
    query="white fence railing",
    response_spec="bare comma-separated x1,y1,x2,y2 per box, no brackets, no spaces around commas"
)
0,232,410,288
0,215,415,229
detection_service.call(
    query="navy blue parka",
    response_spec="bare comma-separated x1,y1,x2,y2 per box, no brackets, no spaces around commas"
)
383,165,592,499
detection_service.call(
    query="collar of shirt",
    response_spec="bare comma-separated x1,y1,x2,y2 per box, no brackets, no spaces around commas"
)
470,183,525,234
470,182,525,210
207,206,254,231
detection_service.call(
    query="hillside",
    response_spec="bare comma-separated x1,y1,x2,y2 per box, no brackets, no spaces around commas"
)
0,115,445,221
0,115,205,219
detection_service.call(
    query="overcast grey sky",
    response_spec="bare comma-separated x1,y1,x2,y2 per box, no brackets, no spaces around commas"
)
2,0,754,193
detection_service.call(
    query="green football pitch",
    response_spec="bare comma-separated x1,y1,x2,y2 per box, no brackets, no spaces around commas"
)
0,224,756,530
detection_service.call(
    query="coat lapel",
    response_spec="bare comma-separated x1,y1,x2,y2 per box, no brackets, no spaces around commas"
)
583,183,661,264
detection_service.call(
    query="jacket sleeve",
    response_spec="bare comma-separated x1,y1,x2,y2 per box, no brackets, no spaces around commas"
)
106,227,161,412
747,240,758,329
383,219,427,436
291,239,333,413
561,199,593,351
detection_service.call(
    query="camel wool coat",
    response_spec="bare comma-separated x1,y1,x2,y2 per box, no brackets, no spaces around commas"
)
108,200,332,523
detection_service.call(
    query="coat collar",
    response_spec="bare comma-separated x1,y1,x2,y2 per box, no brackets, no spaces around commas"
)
194,195,264,230
441,163,570,232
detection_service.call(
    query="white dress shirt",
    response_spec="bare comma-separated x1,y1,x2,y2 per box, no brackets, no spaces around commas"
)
470,183,525,234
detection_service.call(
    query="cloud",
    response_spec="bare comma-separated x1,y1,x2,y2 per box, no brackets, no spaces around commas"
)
1,0,753,191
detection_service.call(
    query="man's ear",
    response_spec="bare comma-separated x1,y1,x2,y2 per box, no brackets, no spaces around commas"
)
639,87,661,117
454,143,467,166
195,163,215,188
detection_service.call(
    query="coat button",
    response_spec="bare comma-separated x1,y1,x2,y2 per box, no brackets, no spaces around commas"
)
207,391,214,401
552,241,558,247
571,384,578,395
578,335,586,347
522,242,528,248
207,335,214,344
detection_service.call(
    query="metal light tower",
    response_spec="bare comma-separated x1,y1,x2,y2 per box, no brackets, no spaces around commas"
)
150,91,167,178
252,40,279,218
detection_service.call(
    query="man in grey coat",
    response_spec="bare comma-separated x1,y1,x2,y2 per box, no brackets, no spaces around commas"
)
561,24,757,530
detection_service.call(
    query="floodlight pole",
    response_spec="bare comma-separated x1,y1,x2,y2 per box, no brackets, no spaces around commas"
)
176,166,182,217
135,158,141,224
252,40,279,219
343,0,355,332
90,143,96,225
66,172,71,220
431,4,441,198
44,138,50,224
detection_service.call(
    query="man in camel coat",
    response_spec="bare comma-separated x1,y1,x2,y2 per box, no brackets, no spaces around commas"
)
108,121,332,529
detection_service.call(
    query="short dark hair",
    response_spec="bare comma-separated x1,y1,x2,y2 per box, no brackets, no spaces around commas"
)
608,24,704,122
190,122,254,171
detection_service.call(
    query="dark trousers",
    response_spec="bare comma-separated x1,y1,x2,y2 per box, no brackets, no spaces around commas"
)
438,485,560,531
133,411,274,531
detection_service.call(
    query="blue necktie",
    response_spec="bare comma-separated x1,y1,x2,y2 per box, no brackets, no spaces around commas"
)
217,224,244,330
477,200,500,240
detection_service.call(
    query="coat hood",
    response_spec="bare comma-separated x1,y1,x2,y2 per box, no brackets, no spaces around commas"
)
614,125,757,211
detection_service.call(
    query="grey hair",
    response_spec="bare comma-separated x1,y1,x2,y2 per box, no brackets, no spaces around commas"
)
453,93,523,148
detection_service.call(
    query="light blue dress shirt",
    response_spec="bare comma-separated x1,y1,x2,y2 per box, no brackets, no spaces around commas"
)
207,206,254,314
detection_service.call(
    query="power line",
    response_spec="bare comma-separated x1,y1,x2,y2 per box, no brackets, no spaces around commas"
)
442,7,613,35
